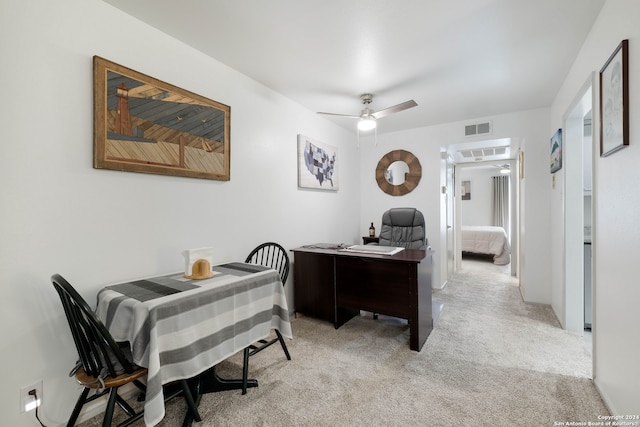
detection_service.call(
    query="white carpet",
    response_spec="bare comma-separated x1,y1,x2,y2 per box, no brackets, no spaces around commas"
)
80,258,608,426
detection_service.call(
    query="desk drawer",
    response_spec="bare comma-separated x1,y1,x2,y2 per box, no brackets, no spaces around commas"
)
335,256,412,318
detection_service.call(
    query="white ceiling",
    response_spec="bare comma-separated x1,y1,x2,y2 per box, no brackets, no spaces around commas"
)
103,0,603,141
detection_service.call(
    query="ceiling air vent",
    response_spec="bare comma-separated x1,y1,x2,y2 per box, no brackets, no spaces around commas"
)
464,121,492,137
456,145,510,163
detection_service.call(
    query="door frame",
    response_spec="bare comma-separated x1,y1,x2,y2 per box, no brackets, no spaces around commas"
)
452,157,518,276
561,74,595,335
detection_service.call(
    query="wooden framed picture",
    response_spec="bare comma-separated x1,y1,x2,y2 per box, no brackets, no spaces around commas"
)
375,150,422,196
93,56,230,180
599,39,628,157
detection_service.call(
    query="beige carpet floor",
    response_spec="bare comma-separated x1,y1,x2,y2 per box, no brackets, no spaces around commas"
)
80,257,608,426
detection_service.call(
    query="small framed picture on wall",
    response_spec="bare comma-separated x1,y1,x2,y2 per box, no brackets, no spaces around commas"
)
600,39,629,157
550,129,562,174
461,180,471,200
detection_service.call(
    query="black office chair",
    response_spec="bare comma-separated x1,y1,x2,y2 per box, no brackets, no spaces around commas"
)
51,274,201,427
241,242,291,394
378,207,427,249
374,208,427,319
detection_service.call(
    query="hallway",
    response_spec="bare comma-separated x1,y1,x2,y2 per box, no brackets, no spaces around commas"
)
440,256,594,379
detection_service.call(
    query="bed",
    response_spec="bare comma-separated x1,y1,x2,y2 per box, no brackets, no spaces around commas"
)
461,225,511,265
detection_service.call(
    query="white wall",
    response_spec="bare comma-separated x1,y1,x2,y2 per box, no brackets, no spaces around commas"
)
0,0,360,425
358,108,551,299
458,167,497,226
357,128,443,287
549,139,566,327
5,0,636,423
549,0,640,415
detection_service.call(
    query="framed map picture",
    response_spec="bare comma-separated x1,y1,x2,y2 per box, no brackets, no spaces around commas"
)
297,135,339,191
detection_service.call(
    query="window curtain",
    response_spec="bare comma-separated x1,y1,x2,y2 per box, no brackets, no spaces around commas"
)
491,175,509,233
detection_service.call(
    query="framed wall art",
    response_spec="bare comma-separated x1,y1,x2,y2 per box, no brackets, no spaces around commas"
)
93,56,230,180
297,134,339,191
461,180,471,200
600,39,628,157
550,128,562,174
375,149,422,196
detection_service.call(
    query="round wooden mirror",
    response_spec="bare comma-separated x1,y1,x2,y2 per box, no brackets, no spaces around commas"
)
375,150,422,196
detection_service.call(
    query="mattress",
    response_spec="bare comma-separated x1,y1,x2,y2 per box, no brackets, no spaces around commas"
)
461,225,510,265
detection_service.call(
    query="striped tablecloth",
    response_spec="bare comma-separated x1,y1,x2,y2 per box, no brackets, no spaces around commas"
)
95,262,292,427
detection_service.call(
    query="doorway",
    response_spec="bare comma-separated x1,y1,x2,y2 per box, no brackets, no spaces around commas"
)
454,161,516,273
562,76,594,335
444,152,455,283
444,137,519,278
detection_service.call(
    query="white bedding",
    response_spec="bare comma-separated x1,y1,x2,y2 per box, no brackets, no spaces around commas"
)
461,225,511,265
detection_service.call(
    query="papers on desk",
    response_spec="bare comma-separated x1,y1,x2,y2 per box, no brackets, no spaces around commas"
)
338,245,405,255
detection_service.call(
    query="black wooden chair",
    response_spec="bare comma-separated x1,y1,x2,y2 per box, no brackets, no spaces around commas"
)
241,242,291,394
51,274,201,427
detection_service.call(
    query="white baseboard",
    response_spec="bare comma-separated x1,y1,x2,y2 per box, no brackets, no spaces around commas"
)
594,377,617,416
433,279,448,290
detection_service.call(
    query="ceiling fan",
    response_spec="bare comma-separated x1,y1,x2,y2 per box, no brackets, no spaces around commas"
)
317,93,418,132
493,164,511,174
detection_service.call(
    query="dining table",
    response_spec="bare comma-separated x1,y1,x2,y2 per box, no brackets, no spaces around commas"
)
95,262,292,427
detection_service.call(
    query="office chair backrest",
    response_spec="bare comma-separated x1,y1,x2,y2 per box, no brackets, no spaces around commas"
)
51,273,137,380
378,207,427,249
245,242,290,284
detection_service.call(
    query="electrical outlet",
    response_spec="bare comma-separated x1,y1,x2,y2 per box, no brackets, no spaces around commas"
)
19,380,42,413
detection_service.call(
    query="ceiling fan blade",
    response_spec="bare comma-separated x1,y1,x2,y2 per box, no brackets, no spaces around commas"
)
317,111,361,119
372,100,417,119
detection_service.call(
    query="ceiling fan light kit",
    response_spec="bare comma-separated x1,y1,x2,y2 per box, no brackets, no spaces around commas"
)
357,120,377,147
317,93,417,144
358,115,377,131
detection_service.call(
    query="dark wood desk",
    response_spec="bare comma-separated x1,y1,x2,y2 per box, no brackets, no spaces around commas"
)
291,244,433,351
